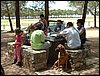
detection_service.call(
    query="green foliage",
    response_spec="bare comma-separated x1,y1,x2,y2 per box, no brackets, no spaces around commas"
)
87,1,99,15
1,1,99,18
1,1,15,16
1,1,27,17
68,1,99,15
69,1,85,9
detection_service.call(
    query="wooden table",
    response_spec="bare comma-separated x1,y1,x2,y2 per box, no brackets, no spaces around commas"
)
45,36,66,67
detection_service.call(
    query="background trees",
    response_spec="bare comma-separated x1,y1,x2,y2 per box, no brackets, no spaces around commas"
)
82,1,88,26
1,1,27,31
1,1,15,32
15,1,27,29
68,1,99,27
1,1,99,18
1,1,99,31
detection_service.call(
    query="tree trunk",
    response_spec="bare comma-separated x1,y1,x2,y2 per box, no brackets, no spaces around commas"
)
94,7,96,28
45,1,49,27
6,3,14,32
8,13,14,32
82,1,88,27
15,1,20,29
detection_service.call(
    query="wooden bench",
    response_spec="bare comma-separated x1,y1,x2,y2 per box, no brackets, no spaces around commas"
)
7,42,48,71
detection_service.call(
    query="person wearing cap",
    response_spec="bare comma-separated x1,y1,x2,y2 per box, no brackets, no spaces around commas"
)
30,22,51,50
77,19,86,45
53,20,65,33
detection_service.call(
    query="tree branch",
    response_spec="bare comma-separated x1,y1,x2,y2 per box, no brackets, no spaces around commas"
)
87,8,94,15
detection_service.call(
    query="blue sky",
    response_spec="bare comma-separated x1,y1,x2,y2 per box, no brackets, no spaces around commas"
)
26,1,72,10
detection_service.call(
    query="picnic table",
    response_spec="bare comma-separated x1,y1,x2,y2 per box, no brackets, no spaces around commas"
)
45,33,66,66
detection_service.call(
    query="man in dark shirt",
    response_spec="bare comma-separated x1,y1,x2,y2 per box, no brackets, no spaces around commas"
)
77,19,86,45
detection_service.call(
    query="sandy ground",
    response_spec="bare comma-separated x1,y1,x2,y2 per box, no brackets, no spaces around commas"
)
1,28,99,75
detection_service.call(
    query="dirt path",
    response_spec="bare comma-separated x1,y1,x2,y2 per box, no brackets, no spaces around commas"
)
1,28,99,75
86,28,99,57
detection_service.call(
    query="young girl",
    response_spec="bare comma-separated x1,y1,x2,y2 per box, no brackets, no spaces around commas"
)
12,28,23,67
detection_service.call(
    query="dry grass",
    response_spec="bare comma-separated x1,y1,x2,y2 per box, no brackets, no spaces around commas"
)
1,16,99,26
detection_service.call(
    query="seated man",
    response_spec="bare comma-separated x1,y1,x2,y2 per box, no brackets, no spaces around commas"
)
39,14,48,36
58,22,81,50
53,20,65,33
30,22,51,50
77,19,86,45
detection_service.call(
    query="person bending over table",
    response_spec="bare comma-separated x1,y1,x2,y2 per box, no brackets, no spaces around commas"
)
58,22,81,50
30,22,51,50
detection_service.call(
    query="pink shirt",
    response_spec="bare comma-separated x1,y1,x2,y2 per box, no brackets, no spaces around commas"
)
15,35,22,48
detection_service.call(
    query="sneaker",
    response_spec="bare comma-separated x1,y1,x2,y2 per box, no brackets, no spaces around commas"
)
16,62,22,67
12,59,17,64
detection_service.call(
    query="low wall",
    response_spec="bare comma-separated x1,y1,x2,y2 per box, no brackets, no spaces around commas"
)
22,48,47,71
7,41,91,71
7,42,47,71
66,42,91,70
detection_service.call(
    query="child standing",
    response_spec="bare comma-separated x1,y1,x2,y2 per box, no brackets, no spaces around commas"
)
12,28,23,67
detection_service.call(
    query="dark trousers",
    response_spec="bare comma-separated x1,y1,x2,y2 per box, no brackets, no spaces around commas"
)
65,44,81,50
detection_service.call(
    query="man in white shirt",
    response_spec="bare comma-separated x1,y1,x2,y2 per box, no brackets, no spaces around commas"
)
59,22,81,50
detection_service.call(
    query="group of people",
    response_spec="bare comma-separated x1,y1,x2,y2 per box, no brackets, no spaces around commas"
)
11,14,50,67
55,19,86,50
11,14,86,67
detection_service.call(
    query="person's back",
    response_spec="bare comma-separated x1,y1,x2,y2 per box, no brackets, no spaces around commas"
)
65,27,81,48
30,22,51,62
59,22,81,49
30,30,45,50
